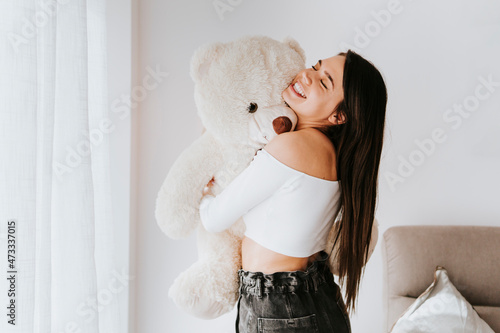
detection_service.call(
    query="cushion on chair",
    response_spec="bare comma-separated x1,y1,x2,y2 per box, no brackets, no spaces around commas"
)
382,225,500,332
390,266,494,333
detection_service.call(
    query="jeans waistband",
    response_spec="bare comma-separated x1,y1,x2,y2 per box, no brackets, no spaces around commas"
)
238,251,333,297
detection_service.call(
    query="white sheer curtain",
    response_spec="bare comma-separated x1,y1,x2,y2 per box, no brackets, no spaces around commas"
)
0,1,123,332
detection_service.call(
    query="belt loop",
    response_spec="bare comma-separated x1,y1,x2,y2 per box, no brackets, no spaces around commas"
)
256,276,263,298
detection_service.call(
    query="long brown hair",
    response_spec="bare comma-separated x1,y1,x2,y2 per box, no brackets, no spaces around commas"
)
316,50,387,314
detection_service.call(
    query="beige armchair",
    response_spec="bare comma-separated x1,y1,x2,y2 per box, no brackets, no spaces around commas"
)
382,225,500,332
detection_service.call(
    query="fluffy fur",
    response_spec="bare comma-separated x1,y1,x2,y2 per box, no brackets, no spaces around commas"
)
155,36,305,319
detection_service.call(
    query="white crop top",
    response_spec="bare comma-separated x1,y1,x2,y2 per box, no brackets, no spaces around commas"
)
199,148,341,258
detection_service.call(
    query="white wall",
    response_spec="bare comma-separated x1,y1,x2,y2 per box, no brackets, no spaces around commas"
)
132,1,500,332
106,0,132,332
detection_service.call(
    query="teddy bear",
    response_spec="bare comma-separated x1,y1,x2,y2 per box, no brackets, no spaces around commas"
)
155,35,306,319
155,35,380,319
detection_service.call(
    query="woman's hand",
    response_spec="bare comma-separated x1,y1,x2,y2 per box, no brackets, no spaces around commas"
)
202,177,215,197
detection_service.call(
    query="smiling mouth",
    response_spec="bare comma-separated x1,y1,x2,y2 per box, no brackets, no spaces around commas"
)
292,81,306,98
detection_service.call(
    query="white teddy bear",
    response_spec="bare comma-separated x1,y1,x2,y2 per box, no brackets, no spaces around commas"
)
155,35,379,319
155,35,305,319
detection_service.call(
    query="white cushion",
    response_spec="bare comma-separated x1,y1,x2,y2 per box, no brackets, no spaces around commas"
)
390,266,494,333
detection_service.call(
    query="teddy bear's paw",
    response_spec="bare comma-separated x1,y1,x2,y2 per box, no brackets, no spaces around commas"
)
170,288,232,319
168,261,239,319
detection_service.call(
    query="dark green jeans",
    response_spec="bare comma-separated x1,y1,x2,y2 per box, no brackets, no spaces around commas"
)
235,251,351,333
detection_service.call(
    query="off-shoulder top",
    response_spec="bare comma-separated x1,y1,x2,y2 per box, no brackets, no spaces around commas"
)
199,148,341,258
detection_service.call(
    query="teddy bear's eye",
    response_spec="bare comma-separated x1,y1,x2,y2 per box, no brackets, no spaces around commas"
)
248,103,258,113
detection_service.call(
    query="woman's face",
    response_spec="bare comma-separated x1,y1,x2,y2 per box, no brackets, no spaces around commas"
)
282,55,345,129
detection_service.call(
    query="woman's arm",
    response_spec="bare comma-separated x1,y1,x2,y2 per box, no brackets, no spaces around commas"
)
199,148,297,233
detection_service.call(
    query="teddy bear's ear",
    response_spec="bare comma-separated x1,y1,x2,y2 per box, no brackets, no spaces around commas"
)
190,42,224,82
283,36,306,63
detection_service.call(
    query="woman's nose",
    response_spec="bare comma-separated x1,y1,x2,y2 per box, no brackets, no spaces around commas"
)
301,70,312,85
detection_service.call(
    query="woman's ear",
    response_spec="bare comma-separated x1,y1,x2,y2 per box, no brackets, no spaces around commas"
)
328,112,346,125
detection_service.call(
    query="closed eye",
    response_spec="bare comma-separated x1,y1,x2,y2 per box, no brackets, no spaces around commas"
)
311,65,328,89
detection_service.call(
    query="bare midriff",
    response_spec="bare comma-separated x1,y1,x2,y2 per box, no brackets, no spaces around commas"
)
241,236,321,274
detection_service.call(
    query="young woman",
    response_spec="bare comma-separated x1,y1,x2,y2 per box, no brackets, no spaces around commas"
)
200,49,387,333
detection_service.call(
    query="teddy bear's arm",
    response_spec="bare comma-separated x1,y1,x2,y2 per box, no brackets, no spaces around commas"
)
155,132,223,239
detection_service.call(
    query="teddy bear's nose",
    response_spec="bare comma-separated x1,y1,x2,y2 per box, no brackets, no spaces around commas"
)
272,116,293,134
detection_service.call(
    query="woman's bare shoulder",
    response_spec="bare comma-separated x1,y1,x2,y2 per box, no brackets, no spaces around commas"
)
264,129,337,180
264,130,308,159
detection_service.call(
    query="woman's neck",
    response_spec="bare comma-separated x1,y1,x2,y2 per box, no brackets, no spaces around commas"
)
295,121,328,132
